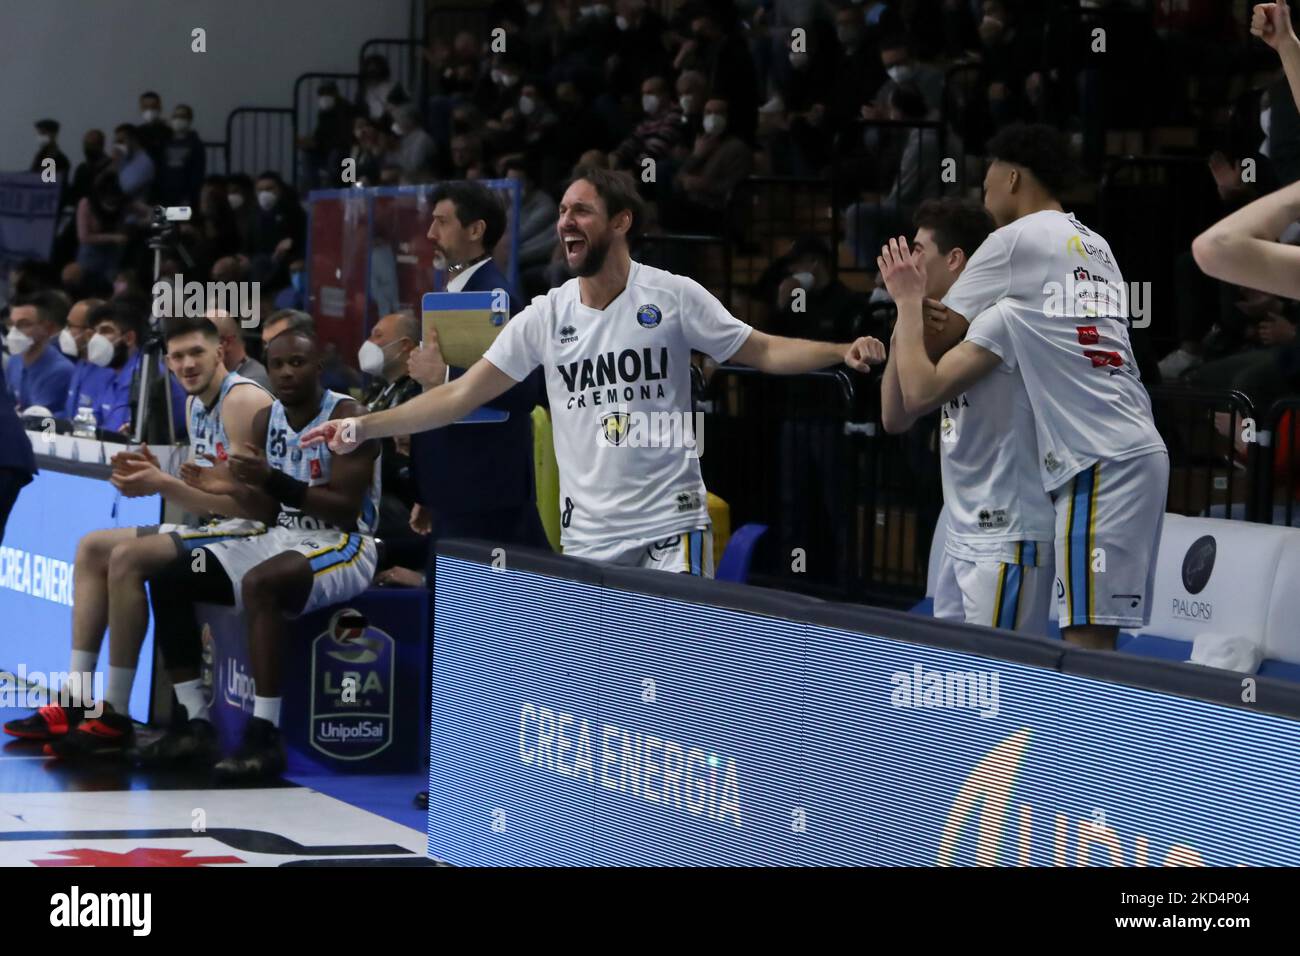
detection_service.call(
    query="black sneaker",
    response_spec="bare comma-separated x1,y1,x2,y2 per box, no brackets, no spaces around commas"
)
132,718,219,769
213,717,285,781
4,704,85,741
46,707,135,758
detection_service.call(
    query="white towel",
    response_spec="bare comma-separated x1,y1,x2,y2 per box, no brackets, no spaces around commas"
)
1188,633,1263,674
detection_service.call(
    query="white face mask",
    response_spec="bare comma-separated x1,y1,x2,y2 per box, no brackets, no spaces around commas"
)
257,190,277,212
792,271,815,290
525,2,542,14
392,122,405,136
789,52,809,68
615,14,629,30
171,118,190,133
642,94,660,115
228,192,245,210
319,95,336,111
58,328,79,356
518,95,536,116
357,339,392,377
6,327,33,357
37,134,51,148
141,108,160,123
703,113,726,135
500,72,518,88
886,64,913,84
679,94,696,114
86,332,114,367
1261,107,1273,138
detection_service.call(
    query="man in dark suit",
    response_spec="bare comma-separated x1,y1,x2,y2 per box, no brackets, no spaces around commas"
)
407,180,549,554
0,358,37,544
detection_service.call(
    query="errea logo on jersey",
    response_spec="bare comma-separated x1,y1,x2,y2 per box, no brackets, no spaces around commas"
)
559,324,579,344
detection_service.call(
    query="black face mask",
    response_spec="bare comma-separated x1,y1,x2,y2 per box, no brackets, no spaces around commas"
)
84,146,104,163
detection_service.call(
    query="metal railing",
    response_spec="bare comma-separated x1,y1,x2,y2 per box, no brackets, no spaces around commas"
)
636,233,732,308
1261,398,1300,528
225,107,295,186
360,38,427,111
1149,385,1260,521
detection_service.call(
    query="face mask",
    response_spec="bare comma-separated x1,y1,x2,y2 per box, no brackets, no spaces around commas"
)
86,332,114,367
357,339,395,377
703,114,726,135
642,94,660,114
518,95,536,116
490,69,503,86
579,5,594,17
392,122,404,136
788,52,810,69
792,271,815,290
526,2,542,14
886,64,913,84
59,328,79,356
228,192,245,210
500,73,518,88
319,95,336,111
679,94,696,114
171,118,190,133
142,109,160,123
112,142,128,157
5,327,33,357
257,190,277,212
37,134,51,148
1261,107,1273,138
615,14,629,30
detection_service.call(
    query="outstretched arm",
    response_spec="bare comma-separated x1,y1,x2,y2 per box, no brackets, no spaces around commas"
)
730,328,886,374
301,357,518,453
1253,1,1300,116
1192,179,1300,300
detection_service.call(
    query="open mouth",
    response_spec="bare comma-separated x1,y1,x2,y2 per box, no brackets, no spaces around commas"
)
563,234,587,257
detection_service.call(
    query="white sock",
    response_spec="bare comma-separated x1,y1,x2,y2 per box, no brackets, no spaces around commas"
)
66,650,99,707
253,695,282,727
173,679,209,723
106,666,135,714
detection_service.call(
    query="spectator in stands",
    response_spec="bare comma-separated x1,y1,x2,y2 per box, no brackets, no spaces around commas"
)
864,34,944,119
69,129,110,208
475,54,526,122
609,76,685,175
661,97,753,233
225,173,258,250
357,54,408,124
677,0,759,145
6,290,73,413
76,172,128,287
360,310,425,582
608,0,672,101
209,311,271,391
510,81,560,155
111,124,155,202
136,91,170,164
156,104,205,208
976,0,1046,129
192,175,241,264
389,104,437,175
502,156,559,296
844,84,945,267
250,172,305,286
830,6,887,126
546,81,612,186
30,119,69,182
259,307,314,347
675,70,708,139
298,81,356,191
7,259,59,298
448,133,485,180
273,259,306,312
769,235,873,342
349,117,386,187
59,297,112,419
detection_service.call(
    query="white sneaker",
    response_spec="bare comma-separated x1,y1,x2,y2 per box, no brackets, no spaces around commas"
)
1158,347,1202,381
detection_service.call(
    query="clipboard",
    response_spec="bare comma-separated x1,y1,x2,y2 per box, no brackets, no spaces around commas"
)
421,290,510,425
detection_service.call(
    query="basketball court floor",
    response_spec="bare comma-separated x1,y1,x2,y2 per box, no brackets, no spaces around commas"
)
0,706,436,867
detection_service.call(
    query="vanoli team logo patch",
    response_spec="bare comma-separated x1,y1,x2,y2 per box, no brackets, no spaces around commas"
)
636,304,662,329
